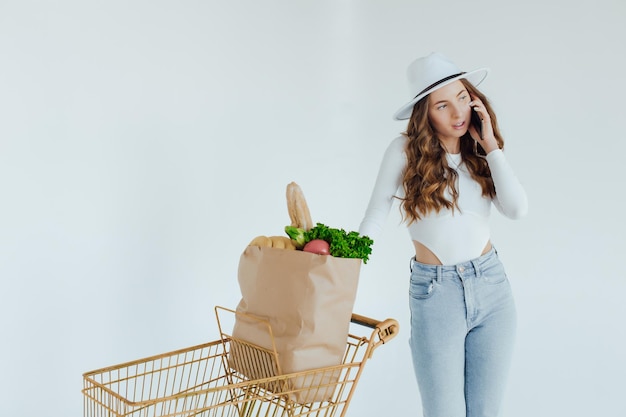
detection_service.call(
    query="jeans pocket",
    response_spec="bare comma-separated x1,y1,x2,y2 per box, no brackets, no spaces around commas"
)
409,275,436,299
481,261,508,285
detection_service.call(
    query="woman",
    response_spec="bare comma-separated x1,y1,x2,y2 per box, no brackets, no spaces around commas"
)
359,52,528,417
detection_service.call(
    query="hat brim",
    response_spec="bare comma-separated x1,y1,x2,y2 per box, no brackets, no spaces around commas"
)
392,67,490,121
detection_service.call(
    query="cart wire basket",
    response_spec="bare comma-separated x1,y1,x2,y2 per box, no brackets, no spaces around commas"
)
82,306,399,417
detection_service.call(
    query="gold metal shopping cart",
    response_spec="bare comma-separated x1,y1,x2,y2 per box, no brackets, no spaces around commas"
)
82,306,398,417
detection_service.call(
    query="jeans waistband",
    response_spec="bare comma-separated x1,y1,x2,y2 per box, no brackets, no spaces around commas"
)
410,247,498,279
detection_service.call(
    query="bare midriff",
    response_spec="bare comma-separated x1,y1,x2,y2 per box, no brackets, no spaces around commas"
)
412,240,493,265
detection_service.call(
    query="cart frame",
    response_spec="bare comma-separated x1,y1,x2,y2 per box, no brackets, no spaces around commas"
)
82,306,398,417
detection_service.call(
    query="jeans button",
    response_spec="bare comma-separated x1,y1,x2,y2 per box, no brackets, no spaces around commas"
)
458,266,465,272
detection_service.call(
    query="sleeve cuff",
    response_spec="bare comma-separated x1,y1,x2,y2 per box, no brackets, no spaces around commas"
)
485,148,504,164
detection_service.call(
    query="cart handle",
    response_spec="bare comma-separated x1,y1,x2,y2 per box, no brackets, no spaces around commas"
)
351,313,399,347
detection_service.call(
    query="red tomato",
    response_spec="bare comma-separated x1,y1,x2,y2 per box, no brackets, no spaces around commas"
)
302,239,330,255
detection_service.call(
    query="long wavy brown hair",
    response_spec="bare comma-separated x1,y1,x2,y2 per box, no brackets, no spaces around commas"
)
400,79,504,223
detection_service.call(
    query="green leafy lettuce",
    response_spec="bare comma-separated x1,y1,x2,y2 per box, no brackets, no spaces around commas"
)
304,222,374,264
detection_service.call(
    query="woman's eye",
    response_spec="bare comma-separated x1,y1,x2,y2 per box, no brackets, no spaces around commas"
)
460,95,468,101
437,104,447,110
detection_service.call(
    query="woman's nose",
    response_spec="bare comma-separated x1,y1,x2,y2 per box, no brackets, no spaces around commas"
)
452,103,464,118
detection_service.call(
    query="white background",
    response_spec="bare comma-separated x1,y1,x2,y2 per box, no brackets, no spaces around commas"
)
1,1,625,416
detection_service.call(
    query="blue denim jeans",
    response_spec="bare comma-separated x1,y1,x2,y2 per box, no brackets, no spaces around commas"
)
408,247,516,417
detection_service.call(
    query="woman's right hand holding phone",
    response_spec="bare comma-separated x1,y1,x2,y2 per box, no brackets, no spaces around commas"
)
468,96,499,154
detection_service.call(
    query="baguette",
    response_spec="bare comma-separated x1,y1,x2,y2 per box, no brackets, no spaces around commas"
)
286,182,314,231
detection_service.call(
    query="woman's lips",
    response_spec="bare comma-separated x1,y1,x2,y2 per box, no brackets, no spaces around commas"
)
453,121,466,129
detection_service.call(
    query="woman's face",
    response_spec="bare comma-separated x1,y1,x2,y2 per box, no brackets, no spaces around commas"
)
427,80,472,143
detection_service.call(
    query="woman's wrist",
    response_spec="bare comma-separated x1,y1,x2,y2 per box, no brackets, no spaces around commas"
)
480,136,500,154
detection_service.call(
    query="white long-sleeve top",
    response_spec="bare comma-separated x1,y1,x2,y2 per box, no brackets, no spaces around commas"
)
358,136,528,265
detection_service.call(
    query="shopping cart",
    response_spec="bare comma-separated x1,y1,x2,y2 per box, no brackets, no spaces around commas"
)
82,306,398,417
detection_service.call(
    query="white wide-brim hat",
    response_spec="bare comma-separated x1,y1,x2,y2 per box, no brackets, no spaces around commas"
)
393,52,489,120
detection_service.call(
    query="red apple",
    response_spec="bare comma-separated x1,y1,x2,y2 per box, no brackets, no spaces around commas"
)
302,239,330,255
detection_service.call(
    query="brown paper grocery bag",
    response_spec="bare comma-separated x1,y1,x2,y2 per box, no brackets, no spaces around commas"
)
232,245,360,403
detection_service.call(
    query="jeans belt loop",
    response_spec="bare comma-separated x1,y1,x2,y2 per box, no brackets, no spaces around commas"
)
436,265,442,282
472,259,482,278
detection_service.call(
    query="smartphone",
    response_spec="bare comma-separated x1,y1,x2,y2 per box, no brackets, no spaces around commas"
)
470,108,487,156
470,108,482,136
